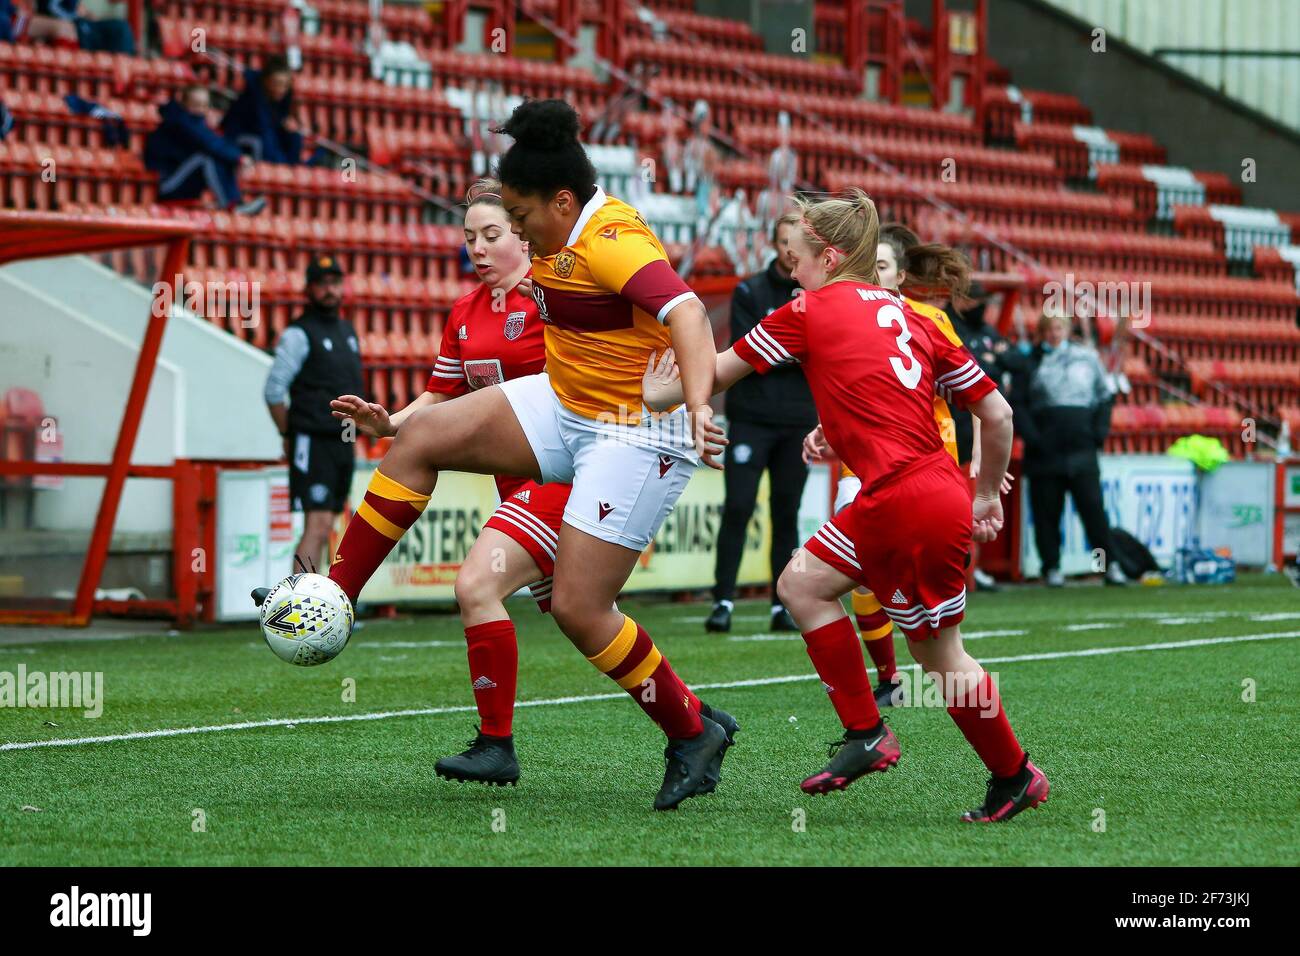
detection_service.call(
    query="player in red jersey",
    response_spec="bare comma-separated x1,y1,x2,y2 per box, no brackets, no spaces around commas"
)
331,179,571,787
646,189,1048,822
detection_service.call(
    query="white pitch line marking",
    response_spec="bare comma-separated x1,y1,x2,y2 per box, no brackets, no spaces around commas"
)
3,630,1297,752
356,641,464,649
1064,623,1120,631
673,615,768,624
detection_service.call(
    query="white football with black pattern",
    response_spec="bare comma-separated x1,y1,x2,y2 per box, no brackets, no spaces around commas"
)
259,573,354,666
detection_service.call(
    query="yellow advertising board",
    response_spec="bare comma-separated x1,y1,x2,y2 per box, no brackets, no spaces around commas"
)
345,464,772,604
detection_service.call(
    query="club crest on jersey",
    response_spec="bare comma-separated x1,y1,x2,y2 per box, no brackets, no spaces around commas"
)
658,454,674,478
599,226,619,241
504,311,527,341
597,501,614,521
554,250,576,278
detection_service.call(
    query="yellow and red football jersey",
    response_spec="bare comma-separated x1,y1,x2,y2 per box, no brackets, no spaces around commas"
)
528,185,699,423
839,295,962,480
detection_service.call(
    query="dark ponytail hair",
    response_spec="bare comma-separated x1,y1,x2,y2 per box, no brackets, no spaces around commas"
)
880,222,971,298
493,98,598,203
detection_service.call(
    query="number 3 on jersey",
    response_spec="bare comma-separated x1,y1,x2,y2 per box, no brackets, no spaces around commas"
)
876,303,922,389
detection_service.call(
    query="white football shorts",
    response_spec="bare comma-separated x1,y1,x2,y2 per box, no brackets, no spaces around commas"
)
833,473,862,516
498,372,698,550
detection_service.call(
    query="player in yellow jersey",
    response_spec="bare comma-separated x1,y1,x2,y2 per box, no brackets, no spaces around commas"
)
817,224,992,705
317,99,736,811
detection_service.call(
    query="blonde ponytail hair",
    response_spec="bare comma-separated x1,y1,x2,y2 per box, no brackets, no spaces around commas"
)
792,187,880,285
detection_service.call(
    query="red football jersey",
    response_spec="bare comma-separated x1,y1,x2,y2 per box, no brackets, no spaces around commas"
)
733,282,995,496
426,279,544,499
426,280,544,396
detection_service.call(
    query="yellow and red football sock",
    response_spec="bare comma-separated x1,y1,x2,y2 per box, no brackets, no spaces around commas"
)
464,620,518,737
852,590,897,683
587,615,703,740
803,617,881,732
328,470,430,603
945,671,1025,778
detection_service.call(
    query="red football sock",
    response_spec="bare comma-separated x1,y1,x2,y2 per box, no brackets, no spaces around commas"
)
945,671,1025,778
464,620,518,738
803,617,881,731
328,470,430,603
681,679,702,714
587,616,703,739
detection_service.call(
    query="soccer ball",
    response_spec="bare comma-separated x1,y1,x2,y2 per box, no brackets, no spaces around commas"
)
259,573,354,666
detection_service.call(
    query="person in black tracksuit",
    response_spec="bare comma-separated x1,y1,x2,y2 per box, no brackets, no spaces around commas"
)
705,216,818,633
264,255,365,573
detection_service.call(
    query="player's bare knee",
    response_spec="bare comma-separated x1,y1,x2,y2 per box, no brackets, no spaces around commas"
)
775,564,802,612
548,591,582,637
453,568,493,617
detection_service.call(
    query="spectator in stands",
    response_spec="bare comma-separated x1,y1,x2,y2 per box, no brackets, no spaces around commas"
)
35,0,134,54
0,0,14,42
265,255,365,574
704,212,815,634
659,99,684,195
1021,311,1126,588
589,63,655,145
144,84,266,215
220,55,304,166
683,99,720,229
767,110,798,195
752,112,798,242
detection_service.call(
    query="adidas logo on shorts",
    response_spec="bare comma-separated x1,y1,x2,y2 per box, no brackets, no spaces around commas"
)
891,589,908,605
472,676,497,690
514,489,531,504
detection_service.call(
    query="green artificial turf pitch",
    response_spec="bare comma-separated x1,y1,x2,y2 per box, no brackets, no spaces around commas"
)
1,574,1296,866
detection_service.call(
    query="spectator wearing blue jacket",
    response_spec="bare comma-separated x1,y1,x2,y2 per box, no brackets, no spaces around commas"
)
36,0,135,54
1,0,15,43
221,56,304,165
144,85,264,215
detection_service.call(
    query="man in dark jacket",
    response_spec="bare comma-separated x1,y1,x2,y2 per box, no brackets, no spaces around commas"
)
264,255,365,573
144,85,265,214
705,214,818,633
221,56,304,165
1020,313,1126,587
35,0,134,53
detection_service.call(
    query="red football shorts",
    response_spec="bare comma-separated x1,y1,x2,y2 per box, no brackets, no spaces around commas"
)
483,478,572,613
804,453,972,640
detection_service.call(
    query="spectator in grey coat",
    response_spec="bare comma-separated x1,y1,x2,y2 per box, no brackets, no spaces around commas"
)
1020,312,1126,587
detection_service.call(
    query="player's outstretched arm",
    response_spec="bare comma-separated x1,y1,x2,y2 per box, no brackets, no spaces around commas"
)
642,346,755,413
968,389,1014,542
331,391,452,438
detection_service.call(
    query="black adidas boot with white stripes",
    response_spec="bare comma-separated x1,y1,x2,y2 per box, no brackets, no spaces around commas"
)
435,728,520,786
